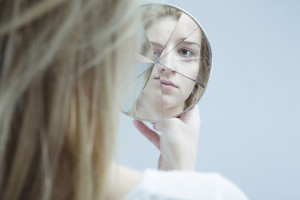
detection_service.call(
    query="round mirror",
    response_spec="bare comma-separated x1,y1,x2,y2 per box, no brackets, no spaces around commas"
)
122,3,212,121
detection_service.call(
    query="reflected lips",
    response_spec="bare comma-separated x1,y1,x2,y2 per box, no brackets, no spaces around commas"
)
155,77,178,89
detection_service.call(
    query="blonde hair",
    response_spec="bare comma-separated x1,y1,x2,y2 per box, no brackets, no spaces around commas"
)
0,0,138,199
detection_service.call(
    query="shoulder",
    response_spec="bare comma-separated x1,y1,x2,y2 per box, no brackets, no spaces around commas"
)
106,164,143,200
123,169,248,200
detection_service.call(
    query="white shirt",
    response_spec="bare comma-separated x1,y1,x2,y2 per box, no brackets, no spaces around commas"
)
123,169,248,200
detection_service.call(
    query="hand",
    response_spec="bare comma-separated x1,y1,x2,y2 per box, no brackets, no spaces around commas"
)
133,105,201,171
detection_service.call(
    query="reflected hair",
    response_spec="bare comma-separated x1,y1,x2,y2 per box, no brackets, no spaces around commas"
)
0,0,138,200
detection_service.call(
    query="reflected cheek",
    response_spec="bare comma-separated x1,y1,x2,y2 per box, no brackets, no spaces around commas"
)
180,62,199,80
179,80,195,99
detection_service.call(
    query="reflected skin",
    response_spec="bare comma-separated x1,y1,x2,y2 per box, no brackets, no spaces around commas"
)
139,15,201,118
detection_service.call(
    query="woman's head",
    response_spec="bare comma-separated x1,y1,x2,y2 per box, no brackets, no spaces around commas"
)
0,0,138,199
137,4,211,118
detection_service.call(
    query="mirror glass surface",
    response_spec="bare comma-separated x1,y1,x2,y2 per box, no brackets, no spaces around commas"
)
122,3,212,121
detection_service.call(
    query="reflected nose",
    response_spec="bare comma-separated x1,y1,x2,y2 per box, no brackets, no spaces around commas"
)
158,51,176,74
158,63,175,75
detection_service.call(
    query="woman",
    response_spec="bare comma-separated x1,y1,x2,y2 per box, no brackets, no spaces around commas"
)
0,0,247,199
128,5,211,120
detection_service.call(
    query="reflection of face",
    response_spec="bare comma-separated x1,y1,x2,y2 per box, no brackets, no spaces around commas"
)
143,16,201,111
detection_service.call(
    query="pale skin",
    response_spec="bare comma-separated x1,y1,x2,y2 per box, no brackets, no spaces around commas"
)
105,105,201,199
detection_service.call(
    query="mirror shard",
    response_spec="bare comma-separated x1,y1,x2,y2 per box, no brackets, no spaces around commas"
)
122,3,212,121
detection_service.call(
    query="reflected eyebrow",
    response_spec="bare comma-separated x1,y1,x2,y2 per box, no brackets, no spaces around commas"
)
150,40,201,50
149,41,164,49
179,41,201,49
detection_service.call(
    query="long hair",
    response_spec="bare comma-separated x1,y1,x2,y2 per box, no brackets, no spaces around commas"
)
0,0,138,199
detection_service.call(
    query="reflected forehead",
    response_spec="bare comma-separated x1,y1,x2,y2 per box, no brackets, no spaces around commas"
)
146,16,201,46
146,17,177,42
179,13,199,30
183,29,201,46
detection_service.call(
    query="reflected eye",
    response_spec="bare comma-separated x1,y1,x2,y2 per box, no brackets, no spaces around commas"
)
178,48,193,57
154,51,160,61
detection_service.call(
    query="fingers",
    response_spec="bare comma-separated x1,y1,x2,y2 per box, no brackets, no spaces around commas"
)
133,120,160,150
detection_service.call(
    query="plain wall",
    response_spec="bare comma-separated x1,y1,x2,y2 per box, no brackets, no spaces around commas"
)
116,1,300,199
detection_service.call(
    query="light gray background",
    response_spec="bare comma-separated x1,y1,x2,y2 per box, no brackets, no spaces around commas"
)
116,1,300,199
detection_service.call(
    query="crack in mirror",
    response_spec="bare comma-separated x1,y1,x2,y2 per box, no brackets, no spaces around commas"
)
122,3,212,121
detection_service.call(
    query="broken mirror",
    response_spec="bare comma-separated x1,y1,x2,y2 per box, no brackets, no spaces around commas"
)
122,3,212,121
